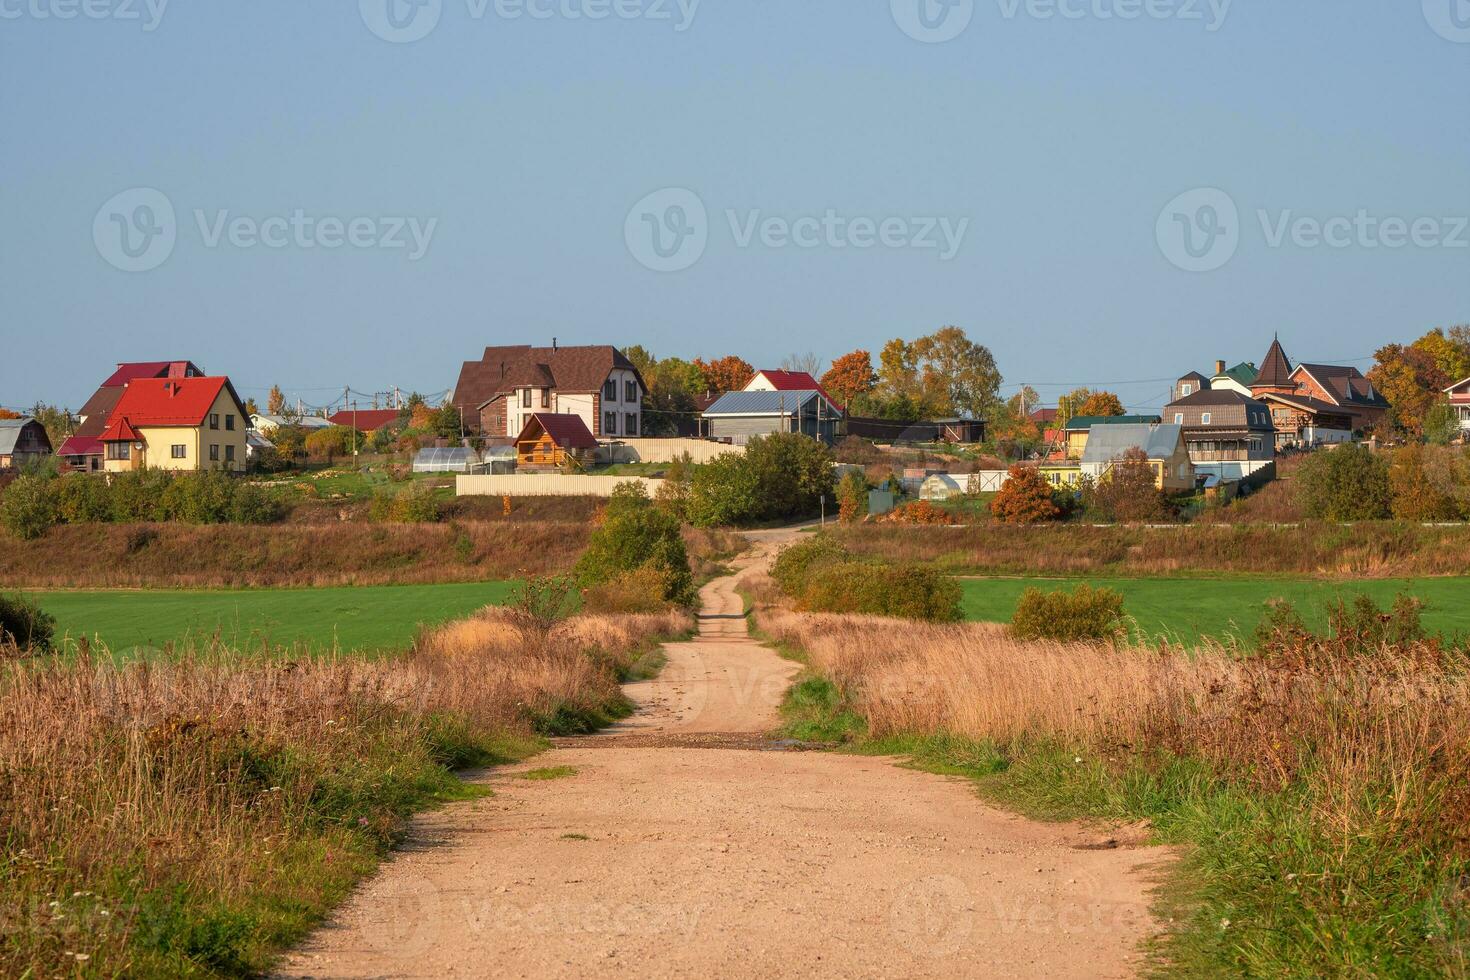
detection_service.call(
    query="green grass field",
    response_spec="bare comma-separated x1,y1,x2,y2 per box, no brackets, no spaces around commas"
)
960,576,1470,644
25,581,516,656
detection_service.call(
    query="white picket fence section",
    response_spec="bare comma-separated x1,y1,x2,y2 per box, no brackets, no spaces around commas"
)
457,474,666,498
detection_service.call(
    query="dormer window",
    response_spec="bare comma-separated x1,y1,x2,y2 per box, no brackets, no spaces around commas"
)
1201,412,1212,425
1181,383,1194,396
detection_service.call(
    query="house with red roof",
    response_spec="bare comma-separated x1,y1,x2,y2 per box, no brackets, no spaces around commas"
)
326,408,401,434
58,360,205,472
100,376,250,474
514,413,599,469
742,369,841,412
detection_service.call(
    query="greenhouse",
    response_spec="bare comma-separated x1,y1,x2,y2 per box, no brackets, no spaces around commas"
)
411,446,480,474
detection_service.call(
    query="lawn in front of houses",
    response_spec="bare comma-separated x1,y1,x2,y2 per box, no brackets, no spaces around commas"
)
960,575,1470,646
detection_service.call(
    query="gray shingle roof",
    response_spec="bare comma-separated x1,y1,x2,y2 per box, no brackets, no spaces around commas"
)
703,390,822,415
1081,423,1184,463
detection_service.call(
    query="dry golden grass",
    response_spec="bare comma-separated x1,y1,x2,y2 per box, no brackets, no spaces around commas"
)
0,605,690,975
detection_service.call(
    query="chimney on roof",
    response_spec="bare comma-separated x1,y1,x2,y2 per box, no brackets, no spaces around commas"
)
552,337,558,351
1215,360,1226,375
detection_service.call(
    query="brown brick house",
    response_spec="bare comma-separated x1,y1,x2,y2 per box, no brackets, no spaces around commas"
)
1249,337,1387,446
450,344,646,440
1164,388,1274,480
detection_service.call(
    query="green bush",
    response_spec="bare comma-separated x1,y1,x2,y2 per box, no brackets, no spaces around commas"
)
228,483,285,524
0,592,56,651
1296,444,1392,521
109,470,172,522
770,535,851,597
160,469,235,524
0,475,58,540
575,483,695,607
1010,584,1126,642
54,473,112,523
370,484,441,523
798,561,963,622
581,566,682,614
688,433,836,528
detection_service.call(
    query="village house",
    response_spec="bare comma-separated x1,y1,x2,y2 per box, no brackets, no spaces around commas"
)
451,343,646,440
701,388,843,445
1164,388,1275,481
1209,360,1259,396
1249,337,1388,447
0,417,51,469
1062,414,1162,461
1080,423,1195,492
58,360,205,472
1445,377,1470,437
99,376,250,474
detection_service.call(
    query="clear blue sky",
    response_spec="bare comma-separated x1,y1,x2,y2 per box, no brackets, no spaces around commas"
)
3,1,1466,414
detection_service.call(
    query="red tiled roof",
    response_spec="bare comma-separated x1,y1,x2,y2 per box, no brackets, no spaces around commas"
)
1031,408,1058,423
327,409,401,432
99,417,140,442
519,413,597,449
107,377,243,427
101,360,202,388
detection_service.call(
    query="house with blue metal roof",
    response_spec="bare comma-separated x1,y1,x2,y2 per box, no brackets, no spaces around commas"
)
700,389,842,445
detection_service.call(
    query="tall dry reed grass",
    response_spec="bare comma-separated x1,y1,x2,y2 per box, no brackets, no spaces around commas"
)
0,605,690,975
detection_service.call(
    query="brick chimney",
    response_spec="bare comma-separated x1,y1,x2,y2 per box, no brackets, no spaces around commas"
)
1214,359,1225,375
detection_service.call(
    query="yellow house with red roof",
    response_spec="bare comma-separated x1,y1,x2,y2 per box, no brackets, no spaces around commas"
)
100,376,250,474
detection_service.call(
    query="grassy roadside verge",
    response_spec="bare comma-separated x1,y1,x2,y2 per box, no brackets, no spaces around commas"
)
770,633,1470,977
0,608,690,977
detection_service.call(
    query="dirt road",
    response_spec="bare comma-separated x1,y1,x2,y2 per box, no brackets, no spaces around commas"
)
279,530,1170,979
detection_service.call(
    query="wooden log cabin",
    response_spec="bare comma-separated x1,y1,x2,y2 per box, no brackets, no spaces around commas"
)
515,413,598,469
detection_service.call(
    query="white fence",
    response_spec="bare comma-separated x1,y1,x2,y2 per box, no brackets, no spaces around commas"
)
598,438,732,465
457,474,666,498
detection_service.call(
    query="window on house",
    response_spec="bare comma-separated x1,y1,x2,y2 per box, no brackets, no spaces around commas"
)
225,445,235,463
225,415,235,431
625,413,637,437
1181,384,1193,396
210,413,220,430
1201,412,1212,425
541,389,550,408
209,444,220,462
171,444,186,459
522,389,532,408
604,411,617,435
604,379,618,402
625,381,637,403
1174,413,1184,424
106,442,130,461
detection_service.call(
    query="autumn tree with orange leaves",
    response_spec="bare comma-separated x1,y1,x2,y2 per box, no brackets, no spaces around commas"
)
694,356,755,394
820,350,878,407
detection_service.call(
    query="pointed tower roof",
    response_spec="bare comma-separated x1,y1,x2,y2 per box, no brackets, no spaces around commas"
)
1254,336,1294,388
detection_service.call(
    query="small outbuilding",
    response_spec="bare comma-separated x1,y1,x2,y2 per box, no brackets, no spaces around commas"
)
515,413,598,468
0,417,52,469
